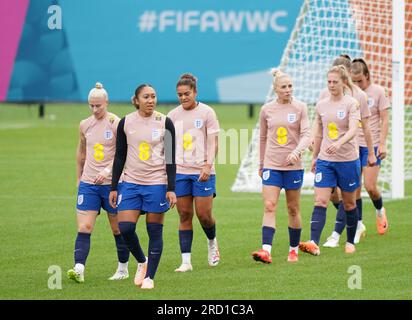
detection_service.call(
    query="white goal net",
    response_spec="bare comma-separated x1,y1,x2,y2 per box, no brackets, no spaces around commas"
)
232,0,411,198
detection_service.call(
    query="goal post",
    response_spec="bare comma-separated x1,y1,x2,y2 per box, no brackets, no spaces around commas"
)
232,0,408,199
391,0,405,199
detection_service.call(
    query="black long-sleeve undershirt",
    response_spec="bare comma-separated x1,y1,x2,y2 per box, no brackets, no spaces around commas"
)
111,117,176,192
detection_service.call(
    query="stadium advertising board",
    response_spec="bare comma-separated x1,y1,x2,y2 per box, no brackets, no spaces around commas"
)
1,0,303,103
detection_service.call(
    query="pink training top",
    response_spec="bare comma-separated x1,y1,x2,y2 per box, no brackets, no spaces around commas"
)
259,98,310,171
80,112,120,185
316,94,361,162
358,83,390,147
168,102,220,175
319,86,370,119
122,111,168,185
319,86,370,147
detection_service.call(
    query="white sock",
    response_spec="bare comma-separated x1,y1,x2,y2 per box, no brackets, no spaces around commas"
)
118,261,128,272
376,209,382,217
182,253,191,264
332,231,341,239
357,220,364,228
74,263,85,274
262,244,272,253
208,238,217,247
289,246,298,254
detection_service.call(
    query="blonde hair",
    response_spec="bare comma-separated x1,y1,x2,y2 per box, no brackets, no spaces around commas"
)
328,65,354,95
88,82,108,101
332,55,352,70
270,68,290,89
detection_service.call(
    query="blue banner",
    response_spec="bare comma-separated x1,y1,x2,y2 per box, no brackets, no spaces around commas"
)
5,0,303,103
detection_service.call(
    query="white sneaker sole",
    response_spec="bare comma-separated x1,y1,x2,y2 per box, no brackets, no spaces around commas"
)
323,242,339,248
174,264,193,272
108,273,129,280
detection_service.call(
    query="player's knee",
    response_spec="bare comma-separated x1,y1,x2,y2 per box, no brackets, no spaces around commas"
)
198,214,214,228
179,210,193,224
118,221,135,236
314,196,329,208
287,205,299,217
264,200,276,213
365,183,379,198
78,223,94,233
343,201,356,211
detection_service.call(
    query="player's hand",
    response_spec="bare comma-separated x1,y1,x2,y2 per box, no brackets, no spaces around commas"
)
378,144,387,160
311,158,317,174
109,191,118,209
367,152,377,167
326,141,341,155
308,139,315,152
258,169,263,178
198,165,211,182
285,151,300,166
94,173,106,185
94,168,110,185
166,191,177,209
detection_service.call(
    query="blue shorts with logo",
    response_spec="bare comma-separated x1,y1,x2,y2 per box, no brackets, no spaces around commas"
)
314,159,361,192
175,174,216,197
76,181,116,214
261,169,304,190
359,146,382,167
117,182,169,213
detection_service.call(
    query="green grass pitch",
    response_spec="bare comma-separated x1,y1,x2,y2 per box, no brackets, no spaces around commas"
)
0,103,411,300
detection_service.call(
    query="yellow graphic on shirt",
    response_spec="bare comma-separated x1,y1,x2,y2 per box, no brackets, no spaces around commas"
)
139,142,151,161
276,127,288,145
183,132,193,151
327,122,339,140
93,143,104,161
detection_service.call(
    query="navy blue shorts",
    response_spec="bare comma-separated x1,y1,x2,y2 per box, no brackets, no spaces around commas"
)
76,181,116,214
175,174,216,197
359,146,382,167
117,182,169,213
314,159,361,192
261,169,304,190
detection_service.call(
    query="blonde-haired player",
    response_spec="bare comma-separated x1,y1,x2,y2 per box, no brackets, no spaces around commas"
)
317,55,376,248
67,83,130,283
300,66,361,256
252,69,310,263
324,58,390,245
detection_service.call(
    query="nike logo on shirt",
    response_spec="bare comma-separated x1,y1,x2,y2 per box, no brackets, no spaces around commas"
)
204,187,212,191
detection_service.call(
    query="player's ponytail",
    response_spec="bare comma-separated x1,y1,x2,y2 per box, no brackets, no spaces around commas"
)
88,82,108,101
176,73,197,91
351,58,371,81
